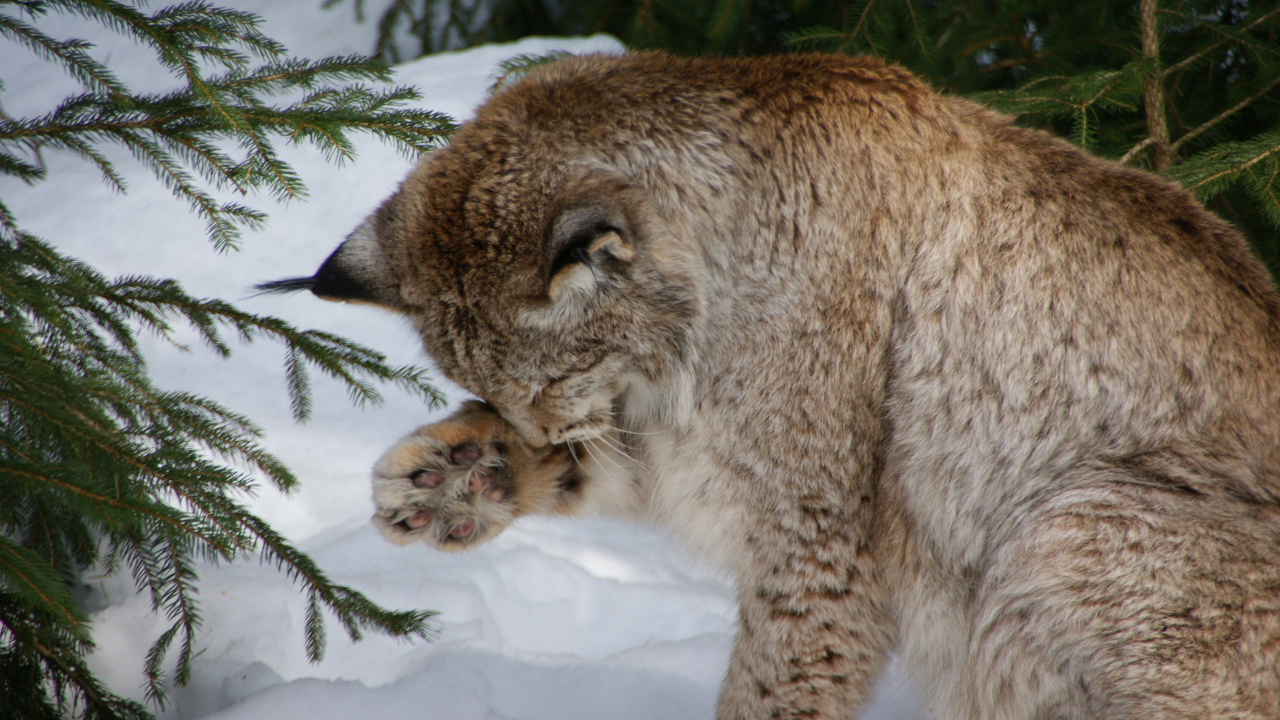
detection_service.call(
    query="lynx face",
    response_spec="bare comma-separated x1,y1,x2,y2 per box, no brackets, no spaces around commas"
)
312,133,697,447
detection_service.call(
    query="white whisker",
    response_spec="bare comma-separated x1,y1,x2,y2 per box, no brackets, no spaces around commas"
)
585,437,633,477
591,430,651,472
616,427,663,437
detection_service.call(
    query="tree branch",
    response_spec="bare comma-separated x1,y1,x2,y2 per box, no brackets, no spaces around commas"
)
1159,7,1280,79
1172,73,1280,153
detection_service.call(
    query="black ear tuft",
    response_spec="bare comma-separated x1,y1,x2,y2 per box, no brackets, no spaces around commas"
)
253,277,317,295
308,244,385,304
253,243,393,306
251,217,400,308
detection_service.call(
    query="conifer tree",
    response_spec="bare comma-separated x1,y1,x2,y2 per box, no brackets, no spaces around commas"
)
0,2,454,718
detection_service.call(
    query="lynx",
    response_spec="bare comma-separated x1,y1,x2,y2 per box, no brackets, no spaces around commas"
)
264,53,1280,719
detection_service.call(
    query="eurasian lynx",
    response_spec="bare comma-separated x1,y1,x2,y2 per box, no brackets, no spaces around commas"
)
265,53,1280,719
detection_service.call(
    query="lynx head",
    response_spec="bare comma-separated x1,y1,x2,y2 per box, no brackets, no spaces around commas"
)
263,55,717,446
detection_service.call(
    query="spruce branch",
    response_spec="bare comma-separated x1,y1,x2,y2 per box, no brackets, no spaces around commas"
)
1159,6,1280,77
784,26,860,53
1118,136,1156,166
848,0,880,49
1166,133,1280,227
1170,73,1280,154
972,61,1148,150
0,6,453,251
1,4,452,717
0,599,152,720
235,511,438,659
1,229,446,716
1168,134,1280,192
0,535,89,640
708,0,749,52
0,13,125,96
489,51,572,93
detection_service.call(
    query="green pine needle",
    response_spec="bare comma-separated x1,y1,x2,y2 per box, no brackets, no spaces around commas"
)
0,3,448,718
488,51,573,93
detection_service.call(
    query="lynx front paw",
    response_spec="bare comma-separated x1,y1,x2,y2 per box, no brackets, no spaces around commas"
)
371,401,576,550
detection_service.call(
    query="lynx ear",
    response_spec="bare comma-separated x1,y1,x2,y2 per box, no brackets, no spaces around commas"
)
256,217,402,310
546,204,634,303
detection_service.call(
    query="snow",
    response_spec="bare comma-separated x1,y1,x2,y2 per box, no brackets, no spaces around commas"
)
0,4,928,719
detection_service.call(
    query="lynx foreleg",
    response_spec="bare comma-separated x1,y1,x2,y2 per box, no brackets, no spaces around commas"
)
717,509,896,720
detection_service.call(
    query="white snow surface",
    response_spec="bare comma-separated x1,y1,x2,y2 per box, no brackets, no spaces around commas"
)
1,5,928,719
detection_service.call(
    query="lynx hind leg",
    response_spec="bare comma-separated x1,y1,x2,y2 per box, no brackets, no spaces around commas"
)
371,400,578,550
965,472,1280,719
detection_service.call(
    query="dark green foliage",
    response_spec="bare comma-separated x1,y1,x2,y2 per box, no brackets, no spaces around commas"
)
0,1,454,717
339,0,1280,275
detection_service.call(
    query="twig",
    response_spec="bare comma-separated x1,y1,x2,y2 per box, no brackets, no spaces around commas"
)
1189,138,1280,191
1172,73,1280,153
1159,7,1280,79
1119,137,1155,166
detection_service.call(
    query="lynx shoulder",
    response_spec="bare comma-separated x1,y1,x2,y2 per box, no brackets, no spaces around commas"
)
266,52,1280,719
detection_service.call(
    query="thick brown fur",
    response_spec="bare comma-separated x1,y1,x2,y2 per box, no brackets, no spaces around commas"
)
297,52,1280,719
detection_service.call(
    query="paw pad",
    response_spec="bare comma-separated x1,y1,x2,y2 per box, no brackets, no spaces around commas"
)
411,470,443,489
373,433,515,549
